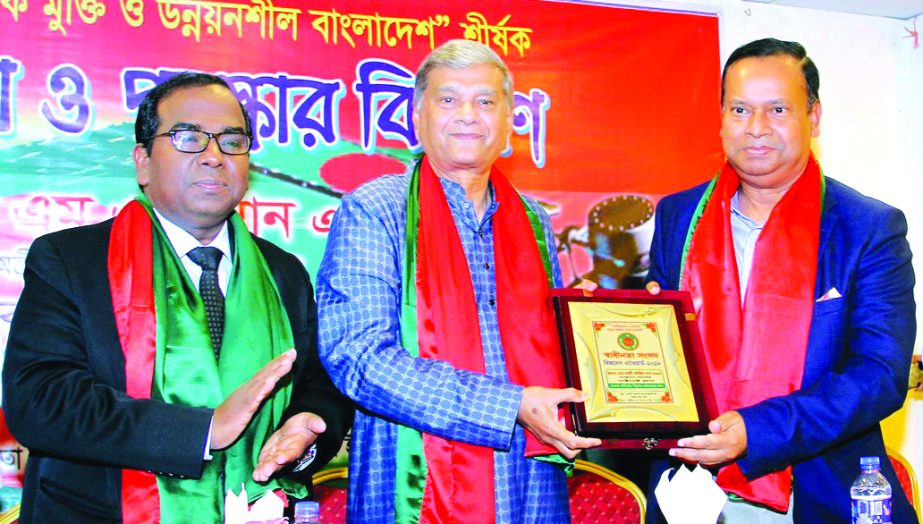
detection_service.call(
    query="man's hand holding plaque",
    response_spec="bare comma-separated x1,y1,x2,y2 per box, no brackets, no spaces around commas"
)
670,411,747,466
517,387,602,459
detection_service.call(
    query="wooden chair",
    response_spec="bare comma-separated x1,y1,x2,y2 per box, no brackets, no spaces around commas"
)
887,447,920,521
569,459,647,524
312,467,348,524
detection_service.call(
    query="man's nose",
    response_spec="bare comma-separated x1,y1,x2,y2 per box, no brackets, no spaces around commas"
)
746,111,771,137
455,100,478,122
198,135,225,165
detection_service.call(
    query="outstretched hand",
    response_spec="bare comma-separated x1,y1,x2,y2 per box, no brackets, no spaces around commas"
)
211,349,297,450
253,412,327,482
517,386,601,459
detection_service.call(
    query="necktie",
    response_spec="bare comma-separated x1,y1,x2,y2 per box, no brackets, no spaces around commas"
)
188,246,224,358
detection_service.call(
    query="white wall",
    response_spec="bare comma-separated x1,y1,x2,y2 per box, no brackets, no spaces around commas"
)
594,0,923,503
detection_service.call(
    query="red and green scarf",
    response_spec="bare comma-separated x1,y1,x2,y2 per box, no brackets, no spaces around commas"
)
394,156,567,522
679,155,823,512
108,195,306,523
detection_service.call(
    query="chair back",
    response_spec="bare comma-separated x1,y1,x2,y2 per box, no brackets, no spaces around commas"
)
887,447,920,521
313,460,650,523
569,459,646,524
312,467,348,524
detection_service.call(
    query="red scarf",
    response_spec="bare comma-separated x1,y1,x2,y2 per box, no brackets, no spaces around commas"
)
681,156,822,512
108,200,160,522
415,157,565,522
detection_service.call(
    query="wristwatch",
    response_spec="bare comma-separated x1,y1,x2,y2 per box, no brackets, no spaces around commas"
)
292,444,318,473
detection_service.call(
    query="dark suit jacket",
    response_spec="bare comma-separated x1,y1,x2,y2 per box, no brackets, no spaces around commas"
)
645,177,917,523
2,218,353,523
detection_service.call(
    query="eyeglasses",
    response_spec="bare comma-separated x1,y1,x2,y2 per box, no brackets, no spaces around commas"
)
151,130,252,155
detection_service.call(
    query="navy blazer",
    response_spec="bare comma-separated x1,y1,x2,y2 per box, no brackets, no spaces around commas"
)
3,218,354,523
646,177,917,523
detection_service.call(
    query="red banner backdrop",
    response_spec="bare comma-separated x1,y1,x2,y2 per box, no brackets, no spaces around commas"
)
0,0,722,496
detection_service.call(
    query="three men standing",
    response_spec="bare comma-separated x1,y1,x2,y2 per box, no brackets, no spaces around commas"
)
3,32,916,524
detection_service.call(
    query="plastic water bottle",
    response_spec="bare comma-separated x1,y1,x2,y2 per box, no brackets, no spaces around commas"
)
293,500,320,524
851,456,892,523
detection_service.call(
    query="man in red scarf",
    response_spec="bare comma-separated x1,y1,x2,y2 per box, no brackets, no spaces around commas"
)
3,72,352,523
317,39,600,523
645,39,916,523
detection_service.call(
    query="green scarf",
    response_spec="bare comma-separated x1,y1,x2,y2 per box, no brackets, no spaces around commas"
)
394,158,564,522
133,196,306,521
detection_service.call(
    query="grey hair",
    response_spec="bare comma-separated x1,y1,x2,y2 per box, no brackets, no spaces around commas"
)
414,39,514,110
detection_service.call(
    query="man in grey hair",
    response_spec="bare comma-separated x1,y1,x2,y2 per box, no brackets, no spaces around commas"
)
317,39,600,523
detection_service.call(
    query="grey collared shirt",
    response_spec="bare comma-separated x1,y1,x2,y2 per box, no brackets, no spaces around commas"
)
730,191,764,304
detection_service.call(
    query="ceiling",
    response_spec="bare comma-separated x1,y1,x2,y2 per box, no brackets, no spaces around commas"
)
744,0,923,19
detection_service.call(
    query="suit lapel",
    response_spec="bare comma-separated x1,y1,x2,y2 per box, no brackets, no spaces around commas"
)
815,179,839,298
817,178,838,263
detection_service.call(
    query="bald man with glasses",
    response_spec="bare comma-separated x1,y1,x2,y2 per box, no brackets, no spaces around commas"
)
2,72,352,524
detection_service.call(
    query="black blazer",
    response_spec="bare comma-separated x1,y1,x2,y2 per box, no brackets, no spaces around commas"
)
2,218,353,523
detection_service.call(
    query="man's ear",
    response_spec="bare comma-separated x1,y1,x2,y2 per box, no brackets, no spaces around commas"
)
809,101,822,138
133,143,150,187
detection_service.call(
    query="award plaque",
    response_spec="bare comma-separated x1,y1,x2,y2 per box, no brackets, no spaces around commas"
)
551,289,717,450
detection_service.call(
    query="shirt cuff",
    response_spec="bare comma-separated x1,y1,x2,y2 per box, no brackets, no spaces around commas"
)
204,417,214,461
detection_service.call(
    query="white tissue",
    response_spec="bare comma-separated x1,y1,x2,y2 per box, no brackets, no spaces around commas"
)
654,464,726,524
224,484,286,524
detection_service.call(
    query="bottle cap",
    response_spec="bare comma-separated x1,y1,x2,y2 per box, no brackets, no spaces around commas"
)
860,456,881,467
295,500,320,519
